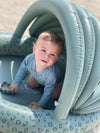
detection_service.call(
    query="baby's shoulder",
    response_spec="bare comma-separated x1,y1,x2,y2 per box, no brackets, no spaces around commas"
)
25,53,34,59
24,53,35,62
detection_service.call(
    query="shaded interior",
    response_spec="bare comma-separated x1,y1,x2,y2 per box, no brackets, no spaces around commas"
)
0,55,56,109
0,27,66,110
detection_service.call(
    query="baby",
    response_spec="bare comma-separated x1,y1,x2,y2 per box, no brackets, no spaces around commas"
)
9,31,65,109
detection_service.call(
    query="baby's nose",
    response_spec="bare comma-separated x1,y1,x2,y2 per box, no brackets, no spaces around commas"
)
45,53,50,59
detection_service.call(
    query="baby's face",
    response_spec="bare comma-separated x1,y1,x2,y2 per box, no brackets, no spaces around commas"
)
33,39,61,71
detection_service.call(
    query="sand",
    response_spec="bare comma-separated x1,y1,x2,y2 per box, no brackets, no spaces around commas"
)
0,0,100,132
0,0,36,35
0,0,100,35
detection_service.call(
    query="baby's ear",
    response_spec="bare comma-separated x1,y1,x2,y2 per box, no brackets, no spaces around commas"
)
33,44,36,53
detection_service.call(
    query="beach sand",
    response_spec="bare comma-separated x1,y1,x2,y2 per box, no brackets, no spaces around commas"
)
0,0,36,35
0,0,100,35
0,0,100,132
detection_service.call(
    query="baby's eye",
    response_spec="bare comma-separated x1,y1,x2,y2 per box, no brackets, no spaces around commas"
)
50,54,55,57
41,49,46,52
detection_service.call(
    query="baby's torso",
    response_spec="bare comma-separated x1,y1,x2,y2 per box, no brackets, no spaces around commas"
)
25,53,65,86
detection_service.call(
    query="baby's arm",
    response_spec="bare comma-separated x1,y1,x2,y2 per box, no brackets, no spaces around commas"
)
28,84,55,109
12,59,28,87
9,83,18,92
38,84,56,108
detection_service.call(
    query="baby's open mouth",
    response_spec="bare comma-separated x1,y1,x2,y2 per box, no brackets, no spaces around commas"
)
41,60,48,63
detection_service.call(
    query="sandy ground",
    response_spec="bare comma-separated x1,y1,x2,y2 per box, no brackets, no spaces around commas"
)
0,0,36,35
0,0,100,133
0,0,100,35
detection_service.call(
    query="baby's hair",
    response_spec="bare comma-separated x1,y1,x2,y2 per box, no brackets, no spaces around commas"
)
36,31,64,50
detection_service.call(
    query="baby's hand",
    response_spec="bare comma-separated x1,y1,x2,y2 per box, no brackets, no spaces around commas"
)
28,102,38,106
9,83,18,92
28,102,43,109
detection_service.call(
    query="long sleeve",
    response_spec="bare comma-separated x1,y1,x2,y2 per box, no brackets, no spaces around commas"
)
38,69,57,108
12,59,28,87
37,62,64,108
38,83,56,108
